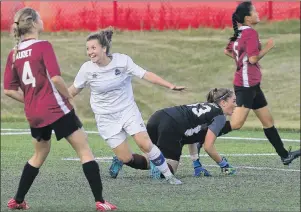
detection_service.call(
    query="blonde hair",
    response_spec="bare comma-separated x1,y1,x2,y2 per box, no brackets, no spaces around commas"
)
11,7,39,68
86,27,114,55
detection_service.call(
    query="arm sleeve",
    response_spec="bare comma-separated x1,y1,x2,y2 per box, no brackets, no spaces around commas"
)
42,41,61,78
73,64,88,89
246,30,260,57
125,55,146,78
4,52,20,90
208,115,226,137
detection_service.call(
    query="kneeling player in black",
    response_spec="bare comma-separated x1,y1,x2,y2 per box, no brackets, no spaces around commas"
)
147,88,237,178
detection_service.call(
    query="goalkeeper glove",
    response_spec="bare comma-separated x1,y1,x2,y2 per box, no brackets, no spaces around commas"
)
217,157,236,175
193,159,211,177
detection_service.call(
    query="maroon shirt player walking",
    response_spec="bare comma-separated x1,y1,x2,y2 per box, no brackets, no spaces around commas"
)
221,1,300,165
3,7,116,211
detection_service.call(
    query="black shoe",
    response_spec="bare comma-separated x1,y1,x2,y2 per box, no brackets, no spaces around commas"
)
281,147,301,165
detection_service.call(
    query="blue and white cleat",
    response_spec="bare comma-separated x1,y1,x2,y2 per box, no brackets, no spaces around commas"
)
109,156,123,178
149,161,161,179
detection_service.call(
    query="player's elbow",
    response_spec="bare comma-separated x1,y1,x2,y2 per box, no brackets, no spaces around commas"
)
248,56,258,64
50,75,61,84
4,89,13,96
224,49,229,55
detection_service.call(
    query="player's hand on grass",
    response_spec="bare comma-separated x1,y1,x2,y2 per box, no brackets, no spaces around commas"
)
193,159,212,177
217,157,236,175
221,165,236,175
170,85,186,91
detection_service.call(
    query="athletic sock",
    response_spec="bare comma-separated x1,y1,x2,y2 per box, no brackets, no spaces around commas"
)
147,145,172,178
264,126,288,158
14,162,39,204
125,154,148,170
82,160,104,203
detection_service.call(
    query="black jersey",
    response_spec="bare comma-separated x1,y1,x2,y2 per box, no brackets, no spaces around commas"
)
163,102,226,144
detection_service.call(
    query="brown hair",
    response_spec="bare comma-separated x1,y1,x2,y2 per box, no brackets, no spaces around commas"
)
86,27,114,55
207,88,234,104
11,7,39,68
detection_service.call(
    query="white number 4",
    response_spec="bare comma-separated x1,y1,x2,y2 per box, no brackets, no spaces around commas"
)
22,61,36,87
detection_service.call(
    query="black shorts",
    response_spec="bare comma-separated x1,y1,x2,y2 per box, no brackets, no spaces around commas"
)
234,84,268,110
30,110,83,141
147,110,183,161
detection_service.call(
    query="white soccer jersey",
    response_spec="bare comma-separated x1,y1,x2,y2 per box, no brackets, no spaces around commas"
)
73,53,146,115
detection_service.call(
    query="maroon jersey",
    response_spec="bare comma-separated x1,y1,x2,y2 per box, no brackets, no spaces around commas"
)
4,39,73,128
226,26,262,87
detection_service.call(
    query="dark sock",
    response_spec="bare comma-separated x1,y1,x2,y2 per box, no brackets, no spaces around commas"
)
160,163,174,179
125,154,148,170
82,161,104,203
14,162,39,204
218,121,232,136
264,126,288,158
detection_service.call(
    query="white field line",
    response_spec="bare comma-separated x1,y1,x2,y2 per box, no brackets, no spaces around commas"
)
62,153,278,162
1,129,300,142
61,156,300,172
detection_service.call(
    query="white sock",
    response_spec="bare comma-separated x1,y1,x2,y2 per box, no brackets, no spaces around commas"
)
147,145,172,178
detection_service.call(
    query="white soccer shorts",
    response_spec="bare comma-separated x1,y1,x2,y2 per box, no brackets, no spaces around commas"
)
95,103,147,148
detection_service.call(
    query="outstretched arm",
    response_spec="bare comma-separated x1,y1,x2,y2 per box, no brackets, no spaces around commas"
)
142,71,185,91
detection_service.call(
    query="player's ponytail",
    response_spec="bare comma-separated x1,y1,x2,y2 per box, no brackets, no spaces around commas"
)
207,88,233,104
229,13,240,41
103,27,113,55
229,1,253,41
11,21,21,69
11,7,38,69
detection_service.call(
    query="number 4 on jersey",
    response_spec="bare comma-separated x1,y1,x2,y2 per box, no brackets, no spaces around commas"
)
22,61,36,87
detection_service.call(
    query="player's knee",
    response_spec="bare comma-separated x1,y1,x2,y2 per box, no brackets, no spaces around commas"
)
261,117,274,128
231,120,244,130
138,141,153,153
116,153,133,163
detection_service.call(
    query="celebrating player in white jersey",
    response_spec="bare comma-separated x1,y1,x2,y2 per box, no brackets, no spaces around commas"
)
68,28,185,184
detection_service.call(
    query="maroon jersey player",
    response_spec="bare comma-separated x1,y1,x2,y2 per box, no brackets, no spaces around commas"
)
220,1,300,165
4,39,73,128
4,7,116,211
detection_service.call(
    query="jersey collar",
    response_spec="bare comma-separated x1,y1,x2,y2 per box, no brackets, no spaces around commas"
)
238,26,251,31
21,38,36,43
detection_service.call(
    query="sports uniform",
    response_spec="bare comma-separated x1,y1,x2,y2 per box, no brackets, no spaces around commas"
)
147,102,226,161
4,39,81,141
73,53,147,148
225,26,267,109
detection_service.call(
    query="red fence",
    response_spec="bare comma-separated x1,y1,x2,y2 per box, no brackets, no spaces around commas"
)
1,1,300,31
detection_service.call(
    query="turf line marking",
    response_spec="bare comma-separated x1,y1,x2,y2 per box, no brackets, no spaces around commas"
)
1,129,300,142
61,156,300,172
62,153,279,162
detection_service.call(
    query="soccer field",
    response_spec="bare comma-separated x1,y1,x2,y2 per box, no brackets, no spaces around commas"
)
1,19,300,211
1,122,300,212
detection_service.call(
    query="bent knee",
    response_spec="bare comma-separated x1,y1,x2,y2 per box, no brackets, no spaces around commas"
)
138,141,153,153
117,154,133,163
230,121,244,130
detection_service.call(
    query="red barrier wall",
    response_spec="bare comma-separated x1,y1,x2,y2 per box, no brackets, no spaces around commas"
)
1,1,300,31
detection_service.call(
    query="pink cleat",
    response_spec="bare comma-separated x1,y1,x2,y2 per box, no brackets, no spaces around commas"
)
7,198,29,210
96,201,117,211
